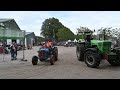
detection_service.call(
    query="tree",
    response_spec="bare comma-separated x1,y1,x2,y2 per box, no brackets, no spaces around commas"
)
97,27,120,40
40,17,64,40
74,34,82,40
76,26,93,34
56,27,75,42
76,26,93,40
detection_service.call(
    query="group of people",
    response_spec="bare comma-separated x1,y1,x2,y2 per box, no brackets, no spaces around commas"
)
41,40,53,54
1,42,18,60
7,40,52,60
43,41,53,48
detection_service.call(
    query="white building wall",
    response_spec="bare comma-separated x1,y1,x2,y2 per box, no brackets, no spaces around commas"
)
17,39,20,44
7,39,12,45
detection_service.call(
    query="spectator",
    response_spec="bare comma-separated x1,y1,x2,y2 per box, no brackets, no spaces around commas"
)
13,42,18,57
10,42,17,60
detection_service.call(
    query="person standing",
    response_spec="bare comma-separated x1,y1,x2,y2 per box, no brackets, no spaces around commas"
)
13,42,18,59
10,42,17,60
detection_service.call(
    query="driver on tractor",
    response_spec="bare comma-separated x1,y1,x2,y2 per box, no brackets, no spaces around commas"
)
85,34,93,48
43,40,53,54
43,41,53,48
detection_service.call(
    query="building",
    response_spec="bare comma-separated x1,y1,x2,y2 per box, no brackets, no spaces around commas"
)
35,36,44,45
25,32,35,49
0,18,22,45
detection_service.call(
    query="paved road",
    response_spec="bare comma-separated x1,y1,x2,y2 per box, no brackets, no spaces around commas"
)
0,46,120,79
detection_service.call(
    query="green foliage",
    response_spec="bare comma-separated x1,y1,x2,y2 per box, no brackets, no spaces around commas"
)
74,34,82,40
56,27,75,42
40,17,64,40
97,27,120,40
76,26,93,40
76,26,93,34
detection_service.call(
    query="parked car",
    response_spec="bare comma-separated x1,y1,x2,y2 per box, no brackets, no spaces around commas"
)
64,42,75,47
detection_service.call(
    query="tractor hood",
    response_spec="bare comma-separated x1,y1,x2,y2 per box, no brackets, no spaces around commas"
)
91,40,111,45
91,40,112,54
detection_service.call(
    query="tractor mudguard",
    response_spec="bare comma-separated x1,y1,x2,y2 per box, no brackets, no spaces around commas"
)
83,48,98,54
33,56,38,59
78,42,85,45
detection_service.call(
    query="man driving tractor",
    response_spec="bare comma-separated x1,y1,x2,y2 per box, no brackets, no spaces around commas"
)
42,39,53,55
32,39,58,65
43,40,53,48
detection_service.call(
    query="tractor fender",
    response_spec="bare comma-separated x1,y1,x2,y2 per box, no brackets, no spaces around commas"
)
83,48,98,54
33,55,38,59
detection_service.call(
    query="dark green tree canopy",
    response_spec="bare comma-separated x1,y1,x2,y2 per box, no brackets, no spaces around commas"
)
40,17,64,39
40,17,75,42
56,27,75,41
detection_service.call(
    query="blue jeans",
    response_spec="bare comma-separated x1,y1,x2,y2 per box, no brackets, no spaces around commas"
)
11,51,16,59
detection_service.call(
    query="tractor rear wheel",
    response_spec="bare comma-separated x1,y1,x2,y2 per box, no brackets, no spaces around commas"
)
76,44,85,61
32,56,38,65
50,55,55,65
107,60,120,66
108,48,120,66
84,51,101,68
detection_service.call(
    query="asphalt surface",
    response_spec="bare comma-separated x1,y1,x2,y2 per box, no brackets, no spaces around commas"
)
0,46,120,79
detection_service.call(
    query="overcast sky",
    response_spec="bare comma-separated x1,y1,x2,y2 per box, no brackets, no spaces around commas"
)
0,11,120,36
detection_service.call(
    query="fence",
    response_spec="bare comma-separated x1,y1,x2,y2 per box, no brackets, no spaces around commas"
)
0,29,26,62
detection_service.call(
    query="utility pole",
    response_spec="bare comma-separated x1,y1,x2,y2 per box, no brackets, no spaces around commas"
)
53,29,56,45
21,30,27,61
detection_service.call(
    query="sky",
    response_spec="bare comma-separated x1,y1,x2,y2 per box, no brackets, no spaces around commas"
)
0,11,120,36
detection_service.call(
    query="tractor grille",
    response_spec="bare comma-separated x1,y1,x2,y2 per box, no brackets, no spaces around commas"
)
103,42,111,47
98,43,102,47
103,42,111,53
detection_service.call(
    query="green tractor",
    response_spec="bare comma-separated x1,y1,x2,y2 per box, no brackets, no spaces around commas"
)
76,30,120,68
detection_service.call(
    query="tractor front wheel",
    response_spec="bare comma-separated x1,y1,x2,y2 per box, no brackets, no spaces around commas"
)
32,56,38,65
55,47,58,61
84,51,101,68
108,48,120,66
76,44,85,61
50,55,55,65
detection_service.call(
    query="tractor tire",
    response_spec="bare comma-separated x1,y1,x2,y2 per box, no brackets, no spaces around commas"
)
32,56,38,65
107,60,120,66
76,44,85,61
84,51,101,68
108,48,120,66
50,55,55,65
54,47,58,61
